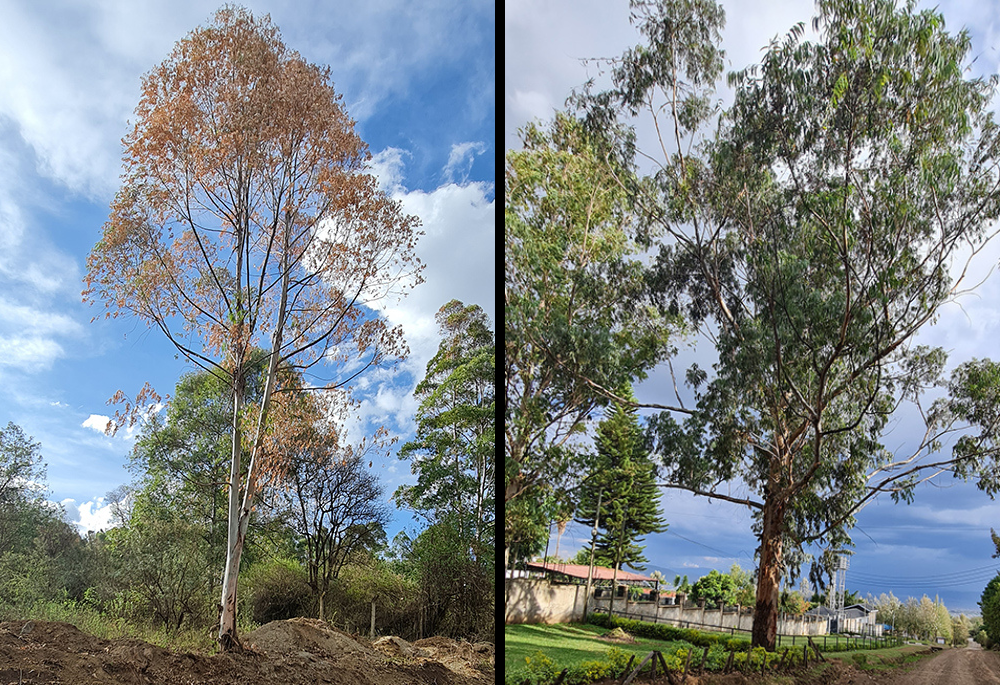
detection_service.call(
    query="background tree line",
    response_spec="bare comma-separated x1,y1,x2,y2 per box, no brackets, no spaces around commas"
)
0,299,495,646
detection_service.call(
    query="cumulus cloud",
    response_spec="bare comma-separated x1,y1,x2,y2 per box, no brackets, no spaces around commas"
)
353,150,495,459
81,414,112,434
391,180,495,324
67,497,117,533
367,147,409,196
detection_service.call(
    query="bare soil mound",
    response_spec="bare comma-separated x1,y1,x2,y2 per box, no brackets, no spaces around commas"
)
0,619,494,685
414,636,496,678
599,626,638,644
244,617,368,657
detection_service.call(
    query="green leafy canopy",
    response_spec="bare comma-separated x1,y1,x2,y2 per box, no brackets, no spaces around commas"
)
572,0,1000,650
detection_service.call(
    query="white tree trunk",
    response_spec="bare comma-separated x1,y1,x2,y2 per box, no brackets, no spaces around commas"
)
218,378,245,650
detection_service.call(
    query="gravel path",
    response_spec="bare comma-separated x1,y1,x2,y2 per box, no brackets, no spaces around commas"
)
887,646,1000,685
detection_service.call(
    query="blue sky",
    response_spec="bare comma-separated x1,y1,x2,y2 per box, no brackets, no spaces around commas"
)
0,1,494,540
506,0,1000,615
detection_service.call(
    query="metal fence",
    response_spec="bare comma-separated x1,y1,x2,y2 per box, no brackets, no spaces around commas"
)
597,606,901,650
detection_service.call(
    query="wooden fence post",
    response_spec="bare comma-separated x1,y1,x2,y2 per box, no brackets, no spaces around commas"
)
620,652,657,685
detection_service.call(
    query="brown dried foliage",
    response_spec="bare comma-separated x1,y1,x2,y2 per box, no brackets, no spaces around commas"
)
83,7,422,648
85,6,422,388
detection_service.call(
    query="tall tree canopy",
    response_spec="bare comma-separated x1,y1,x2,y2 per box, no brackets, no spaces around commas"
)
0,422,48,556
85,7,421,649
577,0,1000,650
397,300,495,550
128,369,244,556
504,113,678,568
272,423,391,623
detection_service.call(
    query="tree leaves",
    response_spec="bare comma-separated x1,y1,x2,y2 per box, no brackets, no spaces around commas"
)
576,0,1000,651
84,7,421,649
397,300,494,549
504,112,678,520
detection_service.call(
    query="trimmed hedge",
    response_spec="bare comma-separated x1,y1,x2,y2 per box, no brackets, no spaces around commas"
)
587,612,752,652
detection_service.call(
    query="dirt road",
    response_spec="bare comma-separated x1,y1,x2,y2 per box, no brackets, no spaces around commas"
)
887,645,1000,685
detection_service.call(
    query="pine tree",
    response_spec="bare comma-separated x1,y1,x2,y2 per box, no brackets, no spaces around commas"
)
576,388,666,572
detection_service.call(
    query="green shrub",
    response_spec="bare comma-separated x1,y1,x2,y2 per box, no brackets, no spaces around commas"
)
705,642,729,670
587,613,734,649
242,557,313,624
730,646,780,671
725,636,752,651
508,647,634,685
326,558,421,637
519,650,559,685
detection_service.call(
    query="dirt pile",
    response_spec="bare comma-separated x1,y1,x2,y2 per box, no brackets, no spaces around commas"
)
244,617,367,658
414,636,495,678
600,627,637,644
0,619,494,685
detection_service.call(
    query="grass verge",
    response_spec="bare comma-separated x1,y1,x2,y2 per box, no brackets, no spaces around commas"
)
504,622,688,673
826,643,937,672
0,600,261,653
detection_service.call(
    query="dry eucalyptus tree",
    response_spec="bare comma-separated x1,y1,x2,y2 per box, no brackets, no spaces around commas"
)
85,7,421,649
577,0,1000,650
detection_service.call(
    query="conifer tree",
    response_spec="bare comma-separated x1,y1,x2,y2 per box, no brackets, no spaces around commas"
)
576,387,666,573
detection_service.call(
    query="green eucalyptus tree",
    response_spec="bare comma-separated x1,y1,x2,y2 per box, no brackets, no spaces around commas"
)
982,574,1000,644
504,112,678,571
577,0,1000,650
398,300,495,550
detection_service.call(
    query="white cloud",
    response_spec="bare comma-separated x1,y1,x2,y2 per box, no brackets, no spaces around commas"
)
443,142,486,183
81,414,112,434
348,148,495,475
367,147,409,195
392,180,495,324
68,497,117,533
0,298,82,337
0,336,65,371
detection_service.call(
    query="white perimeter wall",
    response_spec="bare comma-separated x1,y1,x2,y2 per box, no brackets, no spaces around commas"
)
505,578,829,637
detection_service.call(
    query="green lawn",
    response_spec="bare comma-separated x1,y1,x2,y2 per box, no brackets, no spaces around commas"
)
504,622,688,673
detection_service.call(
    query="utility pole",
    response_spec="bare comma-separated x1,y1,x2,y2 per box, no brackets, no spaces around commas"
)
584,490,603,618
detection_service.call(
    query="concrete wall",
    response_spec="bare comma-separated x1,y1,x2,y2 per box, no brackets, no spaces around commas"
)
505,578,829,637
505,578,589,624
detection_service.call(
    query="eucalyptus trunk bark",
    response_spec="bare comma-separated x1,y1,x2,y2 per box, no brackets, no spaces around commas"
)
752,497,785,651
217,221,291,651
218,377,245,651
